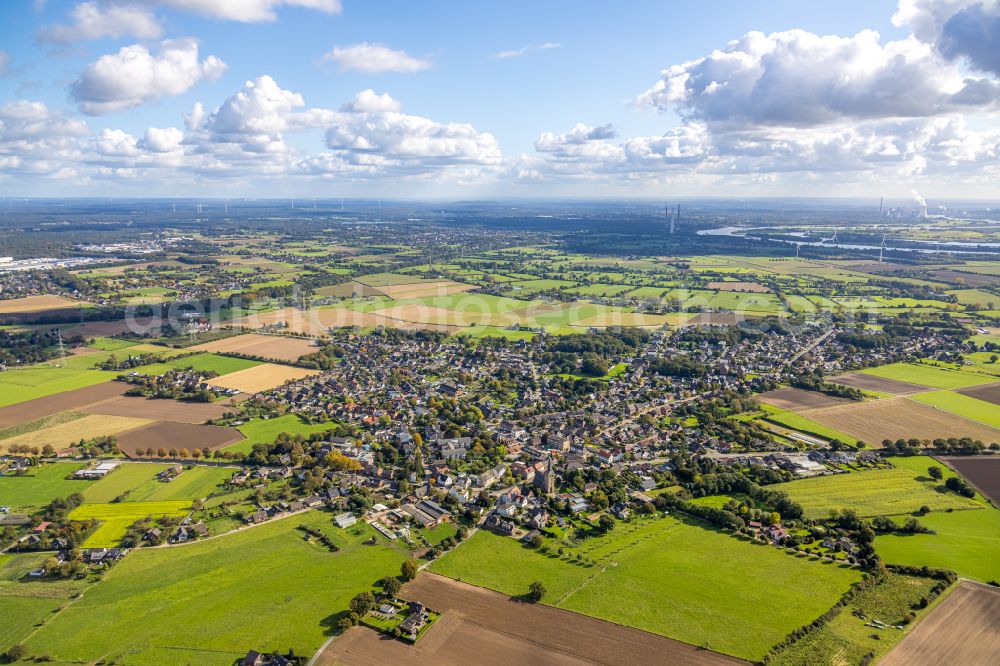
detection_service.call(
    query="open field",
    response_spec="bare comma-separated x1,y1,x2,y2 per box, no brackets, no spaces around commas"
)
318,572,742,666
230,414,344,453
0,365,117,408
82,463,172,503
374,280,476,299
136,353,261,377
909,390,1000,429
956,381,1000,406
431,515,860,661
115,422,245,457
828,373,931,396
69,501,192,546
860,363,996,389
876,505,1000,583
126,466,234,502
0,381,127,428
768,573,941,666
759,387,849,411
794,397,1000,445
82,395,234,423
208,363,318,393
191,333,318,362
0,413,151,451
938,456,1000,504
881,582,1000,666
757,404,857,444
0,462,92,511
0,295,83,314
780,457,983,519
25,513,408,664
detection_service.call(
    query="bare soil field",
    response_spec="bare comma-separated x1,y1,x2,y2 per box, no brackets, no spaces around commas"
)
190,333,317,362
759,388,849,411
232,307,460,335
957,382,1000,406
0,414,151,450
681,313,756,326
0,381,127,428
64,318,159,338
115,422,244,457
0,295,82,314
82,396,233,423
930,270,998,287
375,280,476,299
317,573,742,666
829,372,931,396
314,282,383,298
800,398,1000,445
881,582,1000,666
938,456,1000,505
706,281,772,293
207,363,318,393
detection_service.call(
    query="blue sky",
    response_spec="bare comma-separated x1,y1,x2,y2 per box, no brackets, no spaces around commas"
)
0,1,996,199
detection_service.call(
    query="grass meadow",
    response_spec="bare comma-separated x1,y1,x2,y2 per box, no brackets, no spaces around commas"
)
431,515,861,661
70,501,192,547
779,457,983,519
25,513,407,664
0,463,93,511
860,363,994,389
81,463,172,503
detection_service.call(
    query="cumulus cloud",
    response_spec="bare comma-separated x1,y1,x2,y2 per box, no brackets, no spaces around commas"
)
152,0,341,22
38,2,162,42
321,43,431,73
895,0,1000,76
492,42,561,59
325,93,501,168
0,101,89,177
71,38,227,115
637,28,999,128
139,126,183,152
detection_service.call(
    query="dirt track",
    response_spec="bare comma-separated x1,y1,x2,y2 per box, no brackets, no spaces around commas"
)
317,573,743,666
0,381,127,427
881,582,1000,666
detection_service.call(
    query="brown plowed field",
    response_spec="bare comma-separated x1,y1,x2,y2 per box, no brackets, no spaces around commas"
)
82,396,233,424
829,372,931,396
115,422,244,456
0,381,127,427
190,333,317,362
799,398,1000,445
760,388,848,411
957,382,1000,407
881,582,1000,666
64,318,160,338
316,573,743,666
938,456,1000,505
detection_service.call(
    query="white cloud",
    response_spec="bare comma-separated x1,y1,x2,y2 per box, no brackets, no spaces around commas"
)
636,28,999,129
38,2,162,42
325,93,501,168
151,0,341,22
139,126,183,152
492,42,561,59
0,101,89,177
71,38,227,115
894,0,1000,76
341,89,401,113
321,43,431,73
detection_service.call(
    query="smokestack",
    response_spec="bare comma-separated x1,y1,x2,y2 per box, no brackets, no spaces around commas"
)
879,196,883,216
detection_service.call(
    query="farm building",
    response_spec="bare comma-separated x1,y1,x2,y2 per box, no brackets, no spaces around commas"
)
74,461,120,479
333,512,356,528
